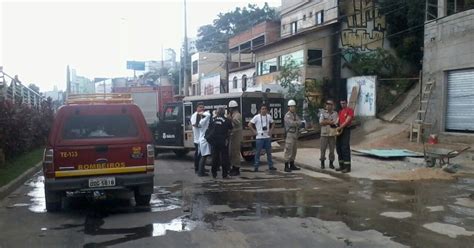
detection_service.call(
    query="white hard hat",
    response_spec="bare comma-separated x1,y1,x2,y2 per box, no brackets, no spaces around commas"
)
228,100,238,108
288,100,296,106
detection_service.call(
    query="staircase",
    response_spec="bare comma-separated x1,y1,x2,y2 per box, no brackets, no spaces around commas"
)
410,80,435,143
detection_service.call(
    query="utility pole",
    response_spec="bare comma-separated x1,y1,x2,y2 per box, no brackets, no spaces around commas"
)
66,65,71,96
183,0,189,96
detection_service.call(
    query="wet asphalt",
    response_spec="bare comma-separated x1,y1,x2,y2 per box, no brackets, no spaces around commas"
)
0,153,473,248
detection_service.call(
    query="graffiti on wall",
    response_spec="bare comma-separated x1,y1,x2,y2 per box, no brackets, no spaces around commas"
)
347,76,376,116
341,0,386,51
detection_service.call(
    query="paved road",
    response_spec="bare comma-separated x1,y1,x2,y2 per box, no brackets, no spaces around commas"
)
1,153,473,247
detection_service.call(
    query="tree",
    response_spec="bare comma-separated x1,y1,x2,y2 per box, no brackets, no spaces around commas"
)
343,48,401,77
196,3,277,53
278,56,303,101
380,0,425,72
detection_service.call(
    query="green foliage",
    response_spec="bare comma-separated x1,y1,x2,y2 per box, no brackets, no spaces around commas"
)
343,48,402,77
379,0,425,70
0,99,54,160
278,56,303,101
196,3,277,52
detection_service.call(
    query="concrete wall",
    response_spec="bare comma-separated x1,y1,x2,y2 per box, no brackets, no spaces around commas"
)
191,52,226,83
281,0,338,38
423,9,474,137
229,21,280,49
228,68,256,93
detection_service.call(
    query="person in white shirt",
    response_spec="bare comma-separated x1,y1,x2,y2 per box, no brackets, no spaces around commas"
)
248,104,276,172
190,102,204,174
197,110,212,177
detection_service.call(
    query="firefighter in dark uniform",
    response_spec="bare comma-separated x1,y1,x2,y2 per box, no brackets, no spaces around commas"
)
336,99,354,173
209,107,233,179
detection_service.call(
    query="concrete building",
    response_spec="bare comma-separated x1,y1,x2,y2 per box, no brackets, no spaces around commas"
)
252,0,339,94
190,52,227,96
423,1,474,137
70,69,94,94
228,21,280,93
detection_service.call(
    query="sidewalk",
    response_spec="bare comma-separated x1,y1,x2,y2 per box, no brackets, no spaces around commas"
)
273,147,472,181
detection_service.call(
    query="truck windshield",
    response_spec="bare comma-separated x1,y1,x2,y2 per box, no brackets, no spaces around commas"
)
163,105,180,121
61,115,139,140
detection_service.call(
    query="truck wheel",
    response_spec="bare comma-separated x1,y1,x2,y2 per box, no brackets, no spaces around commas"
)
134,192,151,206
242,155,254,162
173,149,189,157
45,190,62,212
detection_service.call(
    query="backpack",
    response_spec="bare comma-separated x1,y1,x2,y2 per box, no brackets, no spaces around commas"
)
204,116,216,145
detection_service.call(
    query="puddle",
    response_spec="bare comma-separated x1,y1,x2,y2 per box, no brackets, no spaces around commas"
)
380,212,413,219
83,215,198,247
191,174,474,247
423,222,474,238
151,216,198,237
26,176,46,213
426,206,445,212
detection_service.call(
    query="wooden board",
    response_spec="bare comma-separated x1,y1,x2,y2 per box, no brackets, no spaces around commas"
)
348,84,360,110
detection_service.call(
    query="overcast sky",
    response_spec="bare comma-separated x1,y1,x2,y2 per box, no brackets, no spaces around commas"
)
1,0,280,92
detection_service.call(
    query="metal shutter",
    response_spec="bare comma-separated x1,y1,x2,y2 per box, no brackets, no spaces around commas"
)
446,69,474,132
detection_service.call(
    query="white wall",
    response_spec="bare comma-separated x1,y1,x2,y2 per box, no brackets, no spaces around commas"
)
346,76,376,117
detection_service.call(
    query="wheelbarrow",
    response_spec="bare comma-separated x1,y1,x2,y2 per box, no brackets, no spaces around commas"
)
424,146,471,167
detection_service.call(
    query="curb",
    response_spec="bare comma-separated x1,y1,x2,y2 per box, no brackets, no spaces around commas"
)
273,156,349,179
0,162,42,200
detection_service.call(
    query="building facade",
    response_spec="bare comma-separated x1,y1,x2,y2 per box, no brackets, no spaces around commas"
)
423,1,474,136
253,0,339,93
228,21,280,93
190,52,227,96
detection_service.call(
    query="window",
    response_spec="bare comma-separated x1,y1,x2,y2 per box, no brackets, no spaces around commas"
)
62,115,138,140
163,105,180,121
232,76,238,89
309,11,313,18
303,14,306,21
252,72,256,86
280,50,304,67
242,75,247,92
257,58,278,75
290,21,297,34
308,49,323,66
316,10,324,25
192,61,198,75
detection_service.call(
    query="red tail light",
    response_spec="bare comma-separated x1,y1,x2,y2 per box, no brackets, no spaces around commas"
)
43,148,54,178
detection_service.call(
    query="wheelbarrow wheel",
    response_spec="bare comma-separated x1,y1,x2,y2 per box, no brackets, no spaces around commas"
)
426,158,436,168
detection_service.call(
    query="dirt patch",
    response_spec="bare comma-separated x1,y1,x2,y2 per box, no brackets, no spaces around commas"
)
387,168,454,181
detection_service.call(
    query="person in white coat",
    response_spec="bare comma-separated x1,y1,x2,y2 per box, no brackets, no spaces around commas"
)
197,110,212,177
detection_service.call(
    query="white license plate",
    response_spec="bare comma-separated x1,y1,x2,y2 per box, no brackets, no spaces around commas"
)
88,177,116,188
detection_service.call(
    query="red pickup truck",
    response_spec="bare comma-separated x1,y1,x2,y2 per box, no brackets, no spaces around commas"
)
42,94,155,211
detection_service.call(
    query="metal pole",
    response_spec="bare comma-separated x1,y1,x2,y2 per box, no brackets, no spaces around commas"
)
183,0,189,96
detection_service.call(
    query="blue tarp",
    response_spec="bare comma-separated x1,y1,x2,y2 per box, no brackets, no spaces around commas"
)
352,149,424,158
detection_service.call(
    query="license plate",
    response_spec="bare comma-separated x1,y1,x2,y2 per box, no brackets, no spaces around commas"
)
88,177,115,188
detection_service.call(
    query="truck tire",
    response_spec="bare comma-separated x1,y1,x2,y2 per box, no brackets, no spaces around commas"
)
242,155,254,162
134,192,151,206
173,149,189,157
45,190,62,212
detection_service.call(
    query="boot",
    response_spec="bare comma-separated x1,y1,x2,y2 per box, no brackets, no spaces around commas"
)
284,162,292,172
289,161,300,170
335,161,345,171
320,160,325,169
329,161,335,169
342,163,351,173
229,167,240,176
